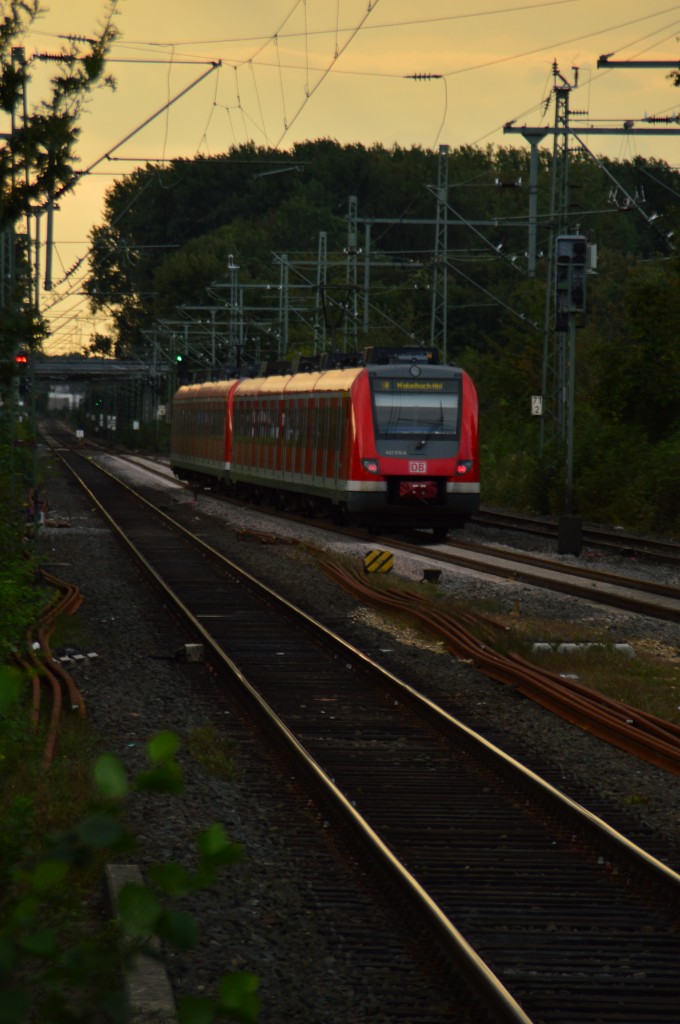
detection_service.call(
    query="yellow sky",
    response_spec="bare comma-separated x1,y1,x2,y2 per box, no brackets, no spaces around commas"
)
11,0,680,351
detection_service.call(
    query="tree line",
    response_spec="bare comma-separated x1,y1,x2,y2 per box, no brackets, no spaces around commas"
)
85,140,680,533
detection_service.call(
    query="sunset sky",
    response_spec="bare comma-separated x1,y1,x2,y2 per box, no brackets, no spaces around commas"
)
12,0,680,351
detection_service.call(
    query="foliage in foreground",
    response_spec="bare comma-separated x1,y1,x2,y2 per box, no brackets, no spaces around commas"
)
0,691,260,1024
0,429,44,660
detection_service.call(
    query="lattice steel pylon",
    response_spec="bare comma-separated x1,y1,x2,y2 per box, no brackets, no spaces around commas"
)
313,231,327,354
540,64,574,454
430,144,449,361
344,195,359,352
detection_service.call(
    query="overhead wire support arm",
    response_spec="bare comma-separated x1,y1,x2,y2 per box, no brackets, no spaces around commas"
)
42,61,222,206
504,122,680,138
597,56,680,69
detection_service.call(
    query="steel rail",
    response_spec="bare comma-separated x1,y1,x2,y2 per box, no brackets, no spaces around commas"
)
15,572,86,766
67,437,679,621
50,439,680,888
472,509,680,565
45,437,534,1024
321,562,680,776
44,437,680,1023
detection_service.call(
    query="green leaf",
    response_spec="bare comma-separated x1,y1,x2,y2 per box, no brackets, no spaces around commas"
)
75,813,124,849
147,861,194,897
117,883,161,938
196,822,229,857
148,731,180,763
0,668,22,712
177,995,217,1024
0,989,30,1024
0,936,16,975
100,990,129,1024
134,764,183,794
11,895,39,927
217,972,261,1023
18,927,58,958
29,858,69,893
197,824,243,869
156,908,198,950
94,753,129,799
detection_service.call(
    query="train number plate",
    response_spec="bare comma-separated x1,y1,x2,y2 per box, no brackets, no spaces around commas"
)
408,461,428,474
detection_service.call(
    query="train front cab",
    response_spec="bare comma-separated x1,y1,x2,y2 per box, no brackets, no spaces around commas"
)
347,359,480,534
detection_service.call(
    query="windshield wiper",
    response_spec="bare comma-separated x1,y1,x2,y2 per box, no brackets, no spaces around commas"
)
415,427,439,450
415,405,444,450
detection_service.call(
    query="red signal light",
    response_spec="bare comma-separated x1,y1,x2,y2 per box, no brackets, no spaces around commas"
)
15,353,28,365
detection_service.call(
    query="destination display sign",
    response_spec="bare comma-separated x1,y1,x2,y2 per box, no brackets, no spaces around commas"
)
379,380,449,392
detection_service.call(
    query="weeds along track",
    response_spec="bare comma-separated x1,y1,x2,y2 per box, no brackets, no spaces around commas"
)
319,562,680,776
47,437,680,1024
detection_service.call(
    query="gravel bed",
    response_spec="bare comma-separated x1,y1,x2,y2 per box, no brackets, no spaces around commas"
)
36,450,680,1022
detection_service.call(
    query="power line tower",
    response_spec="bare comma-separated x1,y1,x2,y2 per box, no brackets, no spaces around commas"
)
344,195,359,352
276,254,290,358
313,231,327,354
502,64,584,530
540,63,581,457
227,254,241,363
430,144,449,360
505,59,680,526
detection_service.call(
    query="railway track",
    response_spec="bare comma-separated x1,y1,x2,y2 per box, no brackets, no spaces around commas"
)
472,509,680,567
320,562,680,776
424,537,680,622
51,430,678,623
91,444,680,623
45,436,680,1024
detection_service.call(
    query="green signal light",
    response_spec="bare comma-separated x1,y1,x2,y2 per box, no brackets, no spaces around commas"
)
176,354,183,362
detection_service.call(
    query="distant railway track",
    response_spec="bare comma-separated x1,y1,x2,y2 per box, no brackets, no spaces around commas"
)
472,508,680,566
43,429,680,623
43,433,680,1024
416,536,680,622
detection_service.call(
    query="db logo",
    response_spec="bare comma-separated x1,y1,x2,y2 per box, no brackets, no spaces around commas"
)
409,461,427,474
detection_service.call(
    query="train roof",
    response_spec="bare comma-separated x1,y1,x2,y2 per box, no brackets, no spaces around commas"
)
173,363,471,403
235,367,364,396
174,368,365,402
174,380,240,400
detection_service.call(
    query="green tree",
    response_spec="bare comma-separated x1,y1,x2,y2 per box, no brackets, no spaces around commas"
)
1,0,119,366
0,0,120,658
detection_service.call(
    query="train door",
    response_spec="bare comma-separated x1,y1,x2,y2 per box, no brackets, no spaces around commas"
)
273,399,282,473
294,398,305,477
207,401,215,463
246,399,254,469
309,399,320,479
294,400,302,477
325,399,339,483
266,399,276,471
317,398,326,481
240,398,253,468
336,394,351,482
282,398,292,476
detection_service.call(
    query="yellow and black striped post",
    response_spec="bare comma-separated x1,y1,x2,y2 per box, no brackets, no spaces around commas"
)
363,549,394,574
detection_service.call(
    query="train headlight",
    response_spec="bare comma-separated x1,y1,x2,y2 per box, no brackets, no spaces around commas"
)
455,460,473,476
361,458,381,475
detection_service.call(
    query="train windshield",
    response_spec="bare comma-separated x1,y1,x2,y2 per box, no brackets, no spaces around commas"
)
371,378,460,441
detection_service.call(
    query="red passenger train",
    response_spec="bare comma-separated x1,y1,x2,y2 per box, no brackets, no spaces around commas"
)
169,350,479,540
